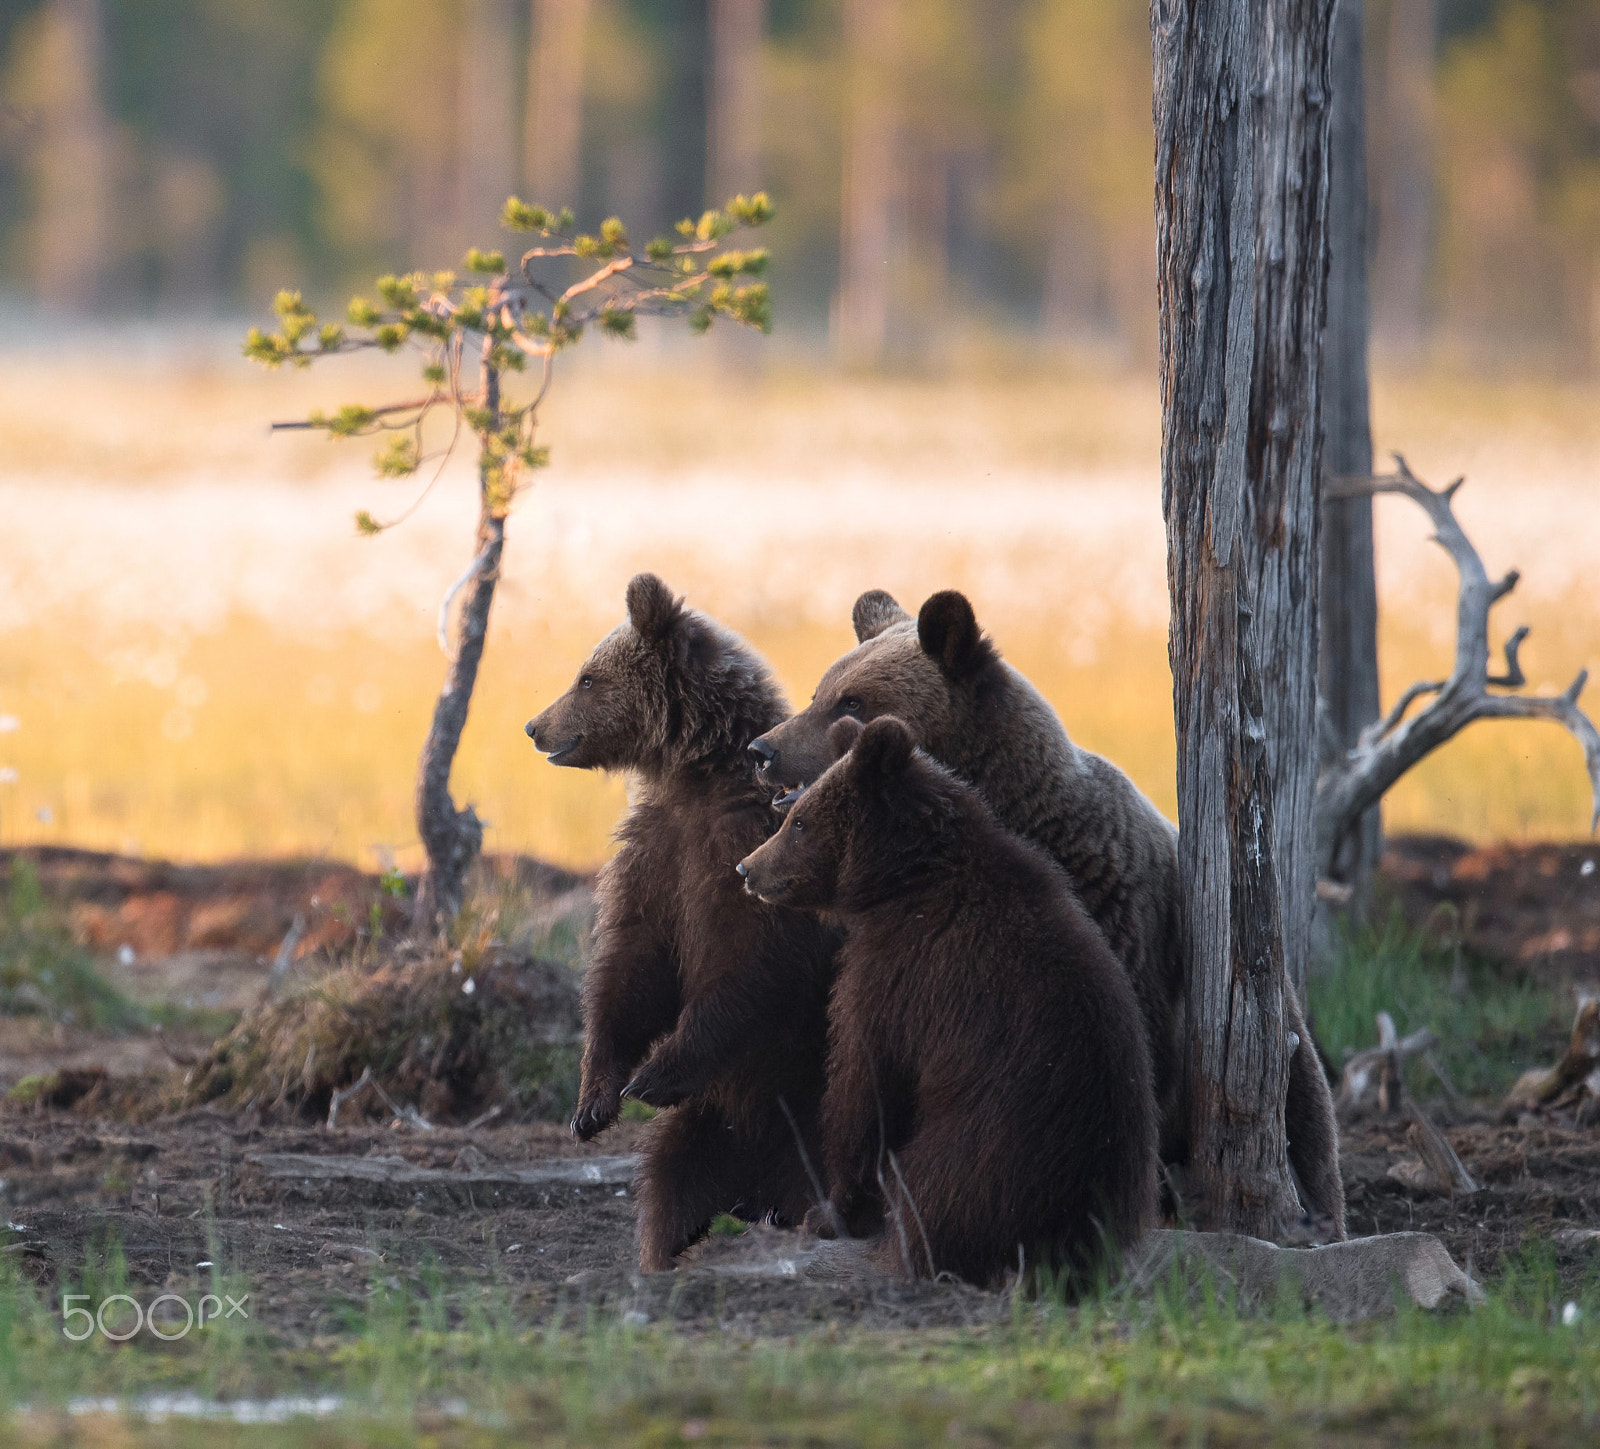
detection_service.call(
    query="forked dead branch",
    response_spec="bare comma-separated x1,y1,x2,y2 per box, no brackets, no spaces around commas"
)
1317,455,1600,885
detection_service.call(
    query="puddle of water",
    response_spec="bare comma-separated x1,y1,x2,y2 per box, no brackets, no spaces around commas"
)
37,1393,482,1425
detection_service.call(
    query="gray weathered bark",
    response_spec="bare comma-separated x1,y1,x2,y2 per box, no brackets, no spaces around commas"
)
1317,0,1381,923
412,356,506,935
834,0,899,367
1153,0,1336,1234
1316,460,1600,879
526,0,592,207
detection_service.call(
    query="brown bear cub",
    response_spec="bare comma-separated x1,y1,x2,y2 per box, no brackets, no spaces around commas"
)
738,715,1158,1289
747,589,1344,1238
525,573,837,1271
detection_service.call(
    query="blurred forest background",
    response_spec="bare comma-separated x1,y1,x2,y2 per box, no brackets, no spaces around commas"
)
1,0,1598,370
1,0,1598,873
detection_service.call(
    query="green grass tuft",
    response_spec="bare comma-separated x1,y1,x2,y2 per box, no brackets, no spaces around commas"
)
1310,909,1565,1097
0,858,140,1030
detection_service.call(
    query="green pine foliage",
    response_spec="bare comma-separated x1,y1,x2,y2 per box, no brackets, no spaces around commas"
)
244,194,775,537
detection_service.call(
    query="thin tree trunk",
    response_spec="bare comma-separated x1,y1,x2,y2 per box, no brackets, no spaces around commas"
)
1153,0,1336,1234
834,0,898,367
708,0,765,203
526,0,592,207
1371,0,1434,361
1318,0,1381,929
413,359,505,935
30,0,113,309
459,0,520,238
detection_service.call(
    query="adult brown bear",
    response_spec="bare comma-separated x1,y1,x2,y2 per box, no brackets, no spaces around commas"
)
525,573,837,1270
738,715,1158,1287
746,589,1344,1237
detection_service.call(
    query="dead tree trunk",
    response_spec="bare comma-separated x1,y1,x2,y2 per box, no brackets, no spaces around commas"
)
526,0,592,207
1317,0,1381,924
1153,0,1336,1234
834,0,898,367
412,354,506,935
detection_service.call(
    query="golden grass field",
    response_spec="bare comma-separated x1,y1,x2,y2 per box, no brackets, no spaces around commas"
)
1,335,1597,872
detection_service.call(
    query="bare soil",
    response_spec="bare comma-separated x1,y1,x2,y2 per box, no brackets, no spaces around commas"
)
1,837,1597,1335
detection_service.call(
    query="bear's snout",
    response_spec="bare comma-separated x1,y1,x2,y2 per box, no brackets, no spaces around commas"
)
747,736,776,767
736,847,786,901
526,705,584,765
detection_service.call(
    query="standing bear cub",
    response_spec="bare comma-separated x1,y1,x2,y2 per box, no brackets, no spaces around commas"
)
748,589,1345,1236
738,715,1158,1288
526,573,837,1271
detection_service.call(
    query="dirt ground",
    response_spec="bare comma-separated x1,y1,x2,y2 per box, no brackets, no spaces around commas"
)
1,837,1598,1334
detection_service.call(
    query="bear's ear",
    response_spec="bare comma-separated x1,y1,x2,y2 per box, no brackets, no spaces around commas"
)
850,716,914,782
851,590,911,643
917,591,991,678
626,572,683,644
827,716,864,760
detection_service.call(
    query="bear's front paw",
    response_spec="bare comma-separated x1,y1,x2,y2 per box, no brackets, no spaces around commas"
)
801,1202,844,1240
570,1082,622,1142
621,1057,688,1110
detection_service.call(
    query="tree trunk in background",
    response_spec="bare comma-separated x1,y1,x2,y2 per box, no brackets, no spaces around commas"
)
1371,0,1434,362
459,0,520,238
708,0,765,203
413,355,505,936
1153,0,1336,1234
834,0,899,367
526,0,592,208
1318,0,1381,932
29,0,113,309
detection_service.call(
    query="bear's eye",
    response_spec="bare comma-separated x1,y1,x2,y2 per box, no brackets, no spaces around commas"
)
580,675,594,690
790,816,805,834
841,696,862,715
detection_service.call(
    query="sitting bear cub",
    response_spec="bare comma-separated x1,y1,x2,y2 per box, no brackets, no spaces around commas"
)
526,573,837,1271
748,589,1344,1237
738,715,1157,1288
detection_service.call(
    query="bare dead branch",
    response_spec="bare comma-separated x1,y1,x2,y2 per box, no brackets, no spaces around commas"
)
437,542,496,658
1336,1011,1435,1121
326,1066,374,1130
1360,678,1445,748
559,254,635,305
264,914,306,999
271,396,437,433
1488,625,1530,688
1405,1100,1479,1196
1504,995,1599,1109
1317,456,1600,880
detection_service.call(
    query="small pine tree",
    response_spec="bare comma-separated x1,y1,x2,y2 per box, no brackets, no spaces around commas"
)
246,194,776,933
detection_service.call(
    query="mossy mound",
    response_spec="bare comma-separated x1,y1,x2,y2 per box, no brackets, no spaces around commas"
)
186,944,583,1125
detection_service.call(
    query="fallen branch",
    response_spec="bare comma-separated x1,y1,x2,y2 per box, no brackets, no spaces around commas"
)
1404,1099,1479,1197
249,1151,636,1189
1504,995,1599,1109
1317,457,1600,882
264,913,307,998
1336,1011,1435,1120
326,1067,373,1130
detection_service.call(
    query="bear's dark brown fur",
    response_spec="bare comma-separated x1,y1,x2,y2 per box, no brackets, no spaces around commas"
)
748,589,1345,1237
739,715,1158,1288
525,573,837,1270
